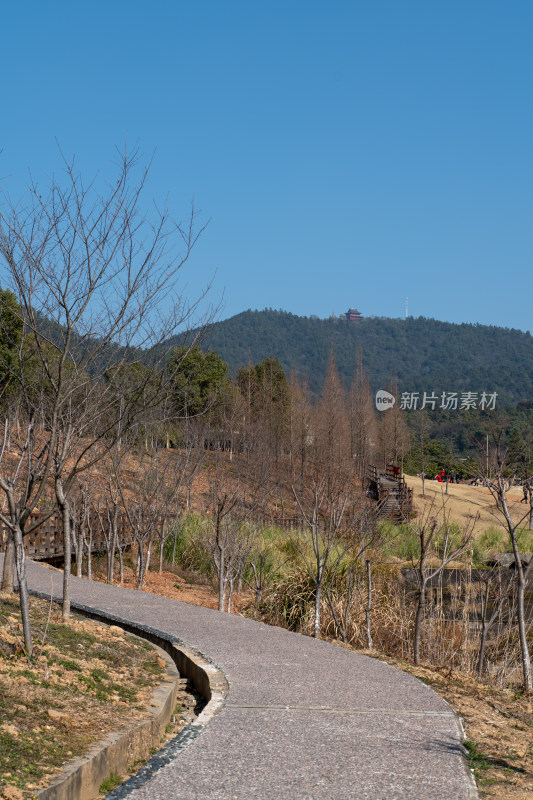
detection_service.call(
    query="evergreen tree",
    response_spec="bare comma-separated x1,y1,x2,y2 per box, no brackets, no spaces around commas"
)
0,288,23,398
169,346,229,417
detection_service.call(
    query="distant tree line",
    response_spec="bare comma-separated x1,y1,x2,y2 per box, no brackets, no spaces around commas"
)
183,308,533,405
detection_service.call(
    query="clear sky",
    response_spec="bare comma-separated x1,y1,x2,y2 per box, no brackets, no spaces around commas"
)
2,1,532,331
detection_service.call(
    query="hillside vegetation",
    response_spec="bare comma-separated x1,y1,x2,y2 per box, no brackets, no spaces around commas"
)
194,309,533,403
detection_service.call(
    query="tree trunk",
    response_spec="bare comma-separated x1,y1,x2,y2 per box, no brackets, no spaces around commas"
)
510,531,532,693
490,484,532,692
136,540,146,589
365,560,372,650
1,532,16,592
171,524,179,565
314,577,323,638
13,523,33,656
218,545,226,612
118,542,124,584
62,506,71,619
106,530,115,584
82,518,92,581
251,557,264,610
56,479,72,620
106,508,118,584
477,620,488,679
227,575,234,614
414,582,427,665
76,526,84,578
86,538,92,580
71,523,80,575
516,573,532,693
145,538,152,574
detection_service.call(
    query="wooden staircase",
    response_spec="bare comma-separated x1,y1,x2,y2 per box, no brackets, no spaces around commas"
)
367,464,413,523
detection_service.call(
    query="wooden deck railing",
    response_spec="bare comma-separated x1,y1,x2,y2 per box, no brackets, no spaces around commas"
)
367,464,413,522
0,512,131,561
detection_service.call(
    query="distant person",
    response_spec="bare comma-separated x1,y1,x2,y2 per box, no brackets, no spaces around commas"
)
522,483,530,503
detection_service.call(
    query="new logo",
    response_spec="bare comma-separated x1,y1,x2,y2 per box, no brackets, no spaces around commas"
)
375,390,396,411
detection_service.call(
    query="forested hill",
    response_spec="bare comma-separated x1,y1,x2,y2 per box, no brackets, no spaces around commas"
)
195,309,533,405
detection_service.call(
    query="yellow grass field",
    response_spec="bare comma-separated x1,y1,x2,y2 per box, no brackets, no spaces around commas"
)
403,474,531,536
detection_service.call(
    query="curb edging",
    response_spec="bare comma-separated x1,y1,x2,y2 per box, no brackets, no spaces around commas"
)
35,642,180,800
29,594,228,800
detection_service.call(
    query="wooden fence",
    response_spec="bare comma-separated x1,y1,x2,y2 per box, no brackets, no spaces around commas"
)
0,512,131,561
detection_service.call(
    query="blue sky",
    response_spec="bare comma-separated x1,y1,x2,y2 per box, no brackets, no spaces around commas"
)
2,1,532,331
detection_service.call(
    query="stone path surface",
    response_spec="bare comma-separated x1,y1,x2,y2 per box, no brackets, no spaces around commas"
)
25,561,477,799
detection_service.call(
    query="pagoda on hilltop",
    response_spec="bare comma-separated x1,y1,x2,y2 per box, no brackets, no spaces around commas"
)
340,307,363,322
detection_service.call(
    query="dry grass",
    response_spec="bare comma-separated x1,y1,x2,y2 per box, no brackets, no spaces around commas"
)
0,593,198,798
404,475,530,536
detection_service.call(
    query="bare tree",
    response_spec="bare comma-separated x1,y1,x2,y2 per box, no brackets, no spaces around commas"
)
0,146,209,650
409,503,475,666
0,415,56,654
205,454,254,613
206,475,240,612
323,508,378,645
242,527,295,612
378,377,410,470
236,357,290,485
290,353,360,639
349,353,377,480
288,375,312,494
203,404,275,613
476,566,511,680
154,443,199,574
70,476,93,578
80,442,128,585
483,472,533,693
293,475,369,638
114,447,184,589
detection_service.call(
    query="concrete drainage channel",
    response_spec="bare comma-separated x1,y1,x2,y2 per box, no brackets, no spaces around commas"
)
29,596,228,800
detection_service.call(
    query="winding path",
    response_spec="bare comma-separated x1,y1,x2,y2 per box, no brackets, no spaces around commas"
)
25,560,476,800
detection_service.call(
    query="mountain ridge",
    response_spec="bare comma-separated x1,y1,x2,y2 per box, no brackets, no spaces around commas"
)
175,308,533,405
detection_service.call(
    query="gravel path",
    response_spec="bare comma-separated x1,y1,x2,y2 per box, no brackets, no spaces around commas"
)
24,561,477,799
